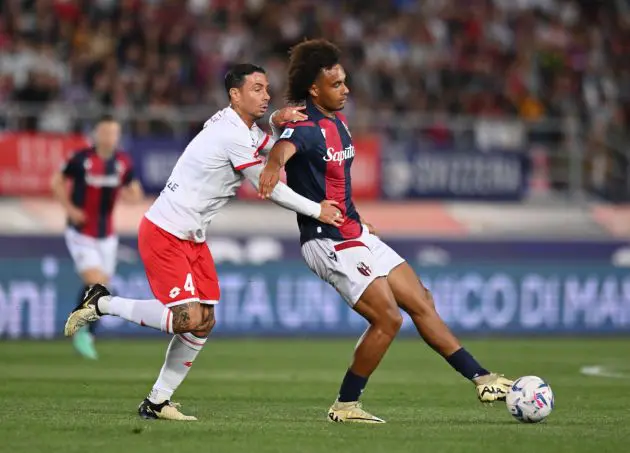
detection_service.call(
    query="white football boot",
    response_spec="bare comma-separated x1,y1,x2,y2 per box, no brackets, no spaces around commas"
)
327,400,385,424
473,373,513,404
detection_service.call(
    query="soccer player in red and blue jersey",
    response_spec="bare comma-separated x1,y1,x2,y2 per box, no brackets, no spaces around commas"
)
51,115,144,359
259,39,512,423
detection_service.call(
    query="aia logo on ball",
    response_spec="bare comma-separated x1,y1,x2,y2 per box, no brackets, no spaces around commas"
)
357,262,371,277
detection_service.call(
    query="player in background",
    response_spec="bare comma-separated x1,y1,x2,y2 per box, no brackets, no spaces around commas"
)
51,115,144,360
63,64,343,421
258,40,512,424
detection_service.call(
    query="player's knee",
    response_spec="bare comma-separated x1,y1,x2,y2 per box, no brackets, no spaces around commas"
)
360,279,403,336
171,302,205,333
192,306,216,337
400,281,436,318
388,308,404,335
376,304,403,337
206,311,216,332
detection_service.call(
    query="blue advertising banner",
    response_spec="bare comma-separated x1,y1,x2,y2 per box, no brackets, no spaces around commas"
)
126,137,185,194
382,150,528,200
1,258,629,339
0,236,627,265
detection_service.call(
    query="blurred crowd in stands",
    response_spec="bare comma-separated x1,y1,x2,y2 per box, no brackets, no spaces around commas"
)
0,0,627,157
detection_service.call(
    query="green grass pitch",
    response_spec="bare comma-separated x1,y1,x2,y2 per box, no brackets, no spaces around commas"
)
1,338,629,453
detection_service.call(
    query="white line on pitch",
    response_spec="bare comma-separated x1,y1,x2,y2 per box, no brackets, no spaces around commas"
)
580,365,628,379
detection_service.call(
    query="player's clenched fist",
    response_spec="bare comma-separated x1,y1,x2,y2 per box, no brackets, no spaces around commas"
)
318,200,344,227
258,165,280,199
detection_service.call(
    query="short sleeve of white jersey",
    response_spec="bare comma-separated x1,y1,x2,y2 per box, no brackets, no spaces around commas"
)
226,136,264,171
226,125,275,169
253,131,275,158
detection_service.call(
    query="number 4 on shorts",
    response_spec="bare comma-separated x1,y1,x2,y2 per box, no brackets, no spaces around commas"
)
169,273,196,299
184,273,195,295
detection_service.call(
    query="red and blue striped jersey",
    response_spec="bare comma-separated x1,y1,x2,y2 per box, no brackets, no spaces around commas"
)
276,99,361,244
61,147,135,238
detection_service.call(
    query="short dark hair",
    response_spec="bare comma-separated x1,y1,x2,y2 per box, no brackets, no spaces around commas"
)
224,63,266,99
286,39,341,104
97,114,117,124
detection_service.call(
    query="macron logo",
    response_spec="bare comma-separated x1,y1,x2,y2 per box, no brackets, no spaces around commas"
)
323,145,355,166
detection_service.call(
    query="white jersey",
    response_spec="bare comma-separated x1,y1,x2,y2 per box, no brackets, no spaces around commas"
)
145,107,274,243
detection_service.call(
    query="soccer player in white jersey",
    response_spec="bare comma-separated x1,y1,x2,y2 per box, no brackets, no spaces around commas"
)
63,64,343,421
258,40,512,424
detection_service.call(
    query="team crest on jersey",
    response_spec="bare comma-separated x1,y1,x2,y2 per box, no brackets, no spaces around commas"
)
115,160,126,175
280,128,294,139
357,262,371,277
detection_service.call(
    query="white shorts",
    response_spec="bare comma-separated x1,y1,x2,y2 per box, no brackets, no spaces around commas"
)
301,225,405,306
64,228,119,278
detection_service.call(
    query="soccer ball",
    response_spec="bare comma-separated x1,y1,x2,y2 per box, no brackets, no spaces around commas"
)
506,376,554,423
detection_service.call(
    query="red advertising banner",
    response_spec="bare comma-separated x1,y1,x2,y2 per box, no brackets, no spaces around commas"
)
0,133,89,196
350,134,381,200
236,133,381,201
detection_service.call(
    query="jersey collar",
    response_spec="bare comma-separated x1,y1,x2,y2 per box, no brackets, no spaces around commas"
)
226,105,258,131
305,98,336,122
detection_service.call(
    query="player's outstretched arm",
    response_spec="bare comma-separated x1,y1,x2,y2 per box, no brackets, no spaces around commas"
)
241,165,343,227
258,141,297,199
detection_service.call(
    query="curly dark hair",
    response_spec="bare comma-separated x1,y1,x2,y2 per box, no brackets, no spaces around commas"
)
286,39,341,104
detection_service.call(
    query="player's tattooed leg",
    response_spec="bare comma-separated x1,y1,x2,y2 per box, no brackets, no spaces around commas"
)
171,302,204,333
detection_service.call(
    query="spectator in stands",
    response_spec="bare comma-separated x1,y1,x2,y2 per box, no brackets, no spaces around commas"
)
0,0,625,150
